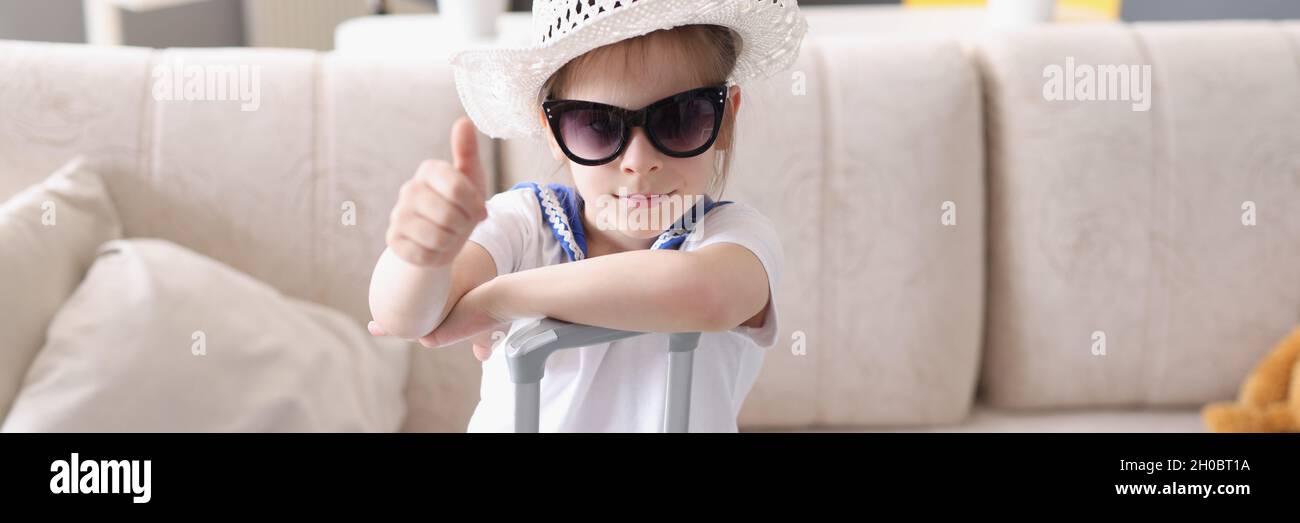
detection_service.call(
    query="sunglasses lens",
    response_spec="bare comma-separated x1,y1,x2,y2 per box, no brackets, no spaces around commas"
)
649,97,717,154
558,108,623,161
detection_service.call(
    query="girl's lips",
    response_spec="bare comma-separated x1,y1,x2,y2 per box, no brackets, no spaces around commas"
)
618,191,673,209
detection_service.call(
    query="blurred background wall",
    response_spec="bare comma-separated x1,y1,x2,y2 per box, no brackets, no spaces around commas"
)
2,0,1299,50
0,0,246,46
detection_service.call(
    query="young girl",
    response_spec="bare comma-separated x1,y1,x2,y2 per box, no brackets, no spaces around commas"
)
368,0,808,432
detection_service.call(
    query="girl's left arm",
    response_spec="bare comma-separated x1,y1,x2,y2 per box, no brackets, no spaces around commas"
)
496,244,770,332
420,243,771,347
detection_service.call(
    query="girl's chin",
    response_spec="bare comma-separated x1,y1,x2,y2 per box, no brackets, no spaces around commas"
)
613,228,665,240
592,220,671,240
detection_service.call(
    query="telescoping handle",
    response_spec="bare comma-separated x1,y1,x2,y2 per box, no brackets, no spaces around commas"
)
504,318,701,433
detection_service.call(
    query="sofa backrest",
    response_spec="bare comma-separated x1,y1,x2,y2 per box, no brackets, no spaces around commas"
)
0,32,988,431
975,21,1300,408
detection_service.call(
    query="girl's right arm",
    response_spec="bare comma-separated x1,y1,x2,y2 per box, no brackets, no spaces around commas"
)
367,117,496,340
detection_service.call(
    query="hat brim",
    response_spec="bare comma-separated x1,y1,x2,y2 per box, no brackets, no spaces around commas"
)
449,0,809,140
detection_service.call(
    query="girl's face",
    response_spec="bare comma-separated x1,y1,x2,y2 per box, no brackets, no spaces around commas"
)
540,51,741,246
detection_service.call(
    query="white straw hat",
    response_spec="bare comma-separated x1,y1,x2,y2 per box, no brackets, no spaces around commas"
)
449,0,809,140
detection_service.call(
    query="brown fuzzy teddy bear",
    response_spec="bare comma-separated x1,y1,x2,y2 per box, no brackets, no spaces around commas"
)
1203,326,1300,432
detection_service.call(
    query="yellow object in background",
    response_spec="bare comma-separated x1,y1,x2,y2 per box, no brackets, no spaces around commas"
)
904,0,1122,22
1056,0,1122,22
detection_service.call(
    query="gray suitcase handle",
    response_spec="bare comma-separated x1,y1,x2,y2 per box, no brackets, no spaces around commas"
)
504,317,701,433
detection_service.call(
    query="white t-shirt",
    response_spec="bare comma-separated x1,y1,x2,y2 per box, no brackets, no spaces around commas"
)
464,186,783,432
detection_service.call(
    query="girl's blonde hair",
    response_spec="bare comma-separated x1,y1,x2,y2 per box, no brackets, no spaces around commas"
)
537,24,742,199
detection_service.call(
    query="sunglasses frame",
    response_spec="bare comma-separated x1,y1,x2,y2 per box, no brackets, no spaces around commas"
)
542,84,729,166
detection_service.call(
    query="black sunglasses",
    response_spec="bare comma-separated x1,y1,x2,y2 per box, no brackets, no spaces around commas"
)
542,84,728,166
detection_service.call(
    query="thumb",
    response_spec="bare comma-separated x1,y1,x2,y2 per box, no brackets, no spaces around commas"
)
450,116,487,198
468,323,509,361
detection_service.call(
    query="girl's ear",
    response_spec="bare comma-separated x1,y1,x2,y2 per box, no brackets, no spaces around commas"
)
539,109,566,161
718,86,742,150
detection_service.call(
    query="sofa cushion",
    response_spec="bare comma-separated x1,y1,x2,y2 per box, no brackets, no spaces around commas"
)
813,35,986,425
0,157,123,420
320,53,497,432
977,22,1300,408
1,238,409,432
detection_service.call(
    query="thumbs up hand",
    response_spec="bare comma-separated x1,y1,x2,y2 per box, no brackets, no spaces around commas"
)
385,116,489,267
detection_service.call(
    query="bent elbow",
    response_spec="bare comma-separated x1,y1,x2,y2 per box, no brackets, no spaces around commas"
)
665,253,748,333
368,277,438,340
368,301,435,340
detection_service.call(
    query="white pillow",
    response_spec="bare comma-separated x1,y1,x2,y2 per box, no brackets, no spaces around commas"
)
0,157,122,420
1,238,410,432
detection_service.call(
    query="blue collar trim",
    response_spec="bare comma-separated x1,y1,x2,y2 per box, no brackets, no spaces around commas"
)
510,182,731,262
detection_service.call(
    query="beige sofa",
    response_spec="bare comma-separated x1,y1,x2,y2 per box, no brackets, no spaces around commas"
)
1,17,1297,432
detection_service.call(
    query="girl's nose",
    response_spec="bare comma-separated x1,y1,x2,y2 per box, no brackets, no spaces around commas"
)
619,126,661,176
